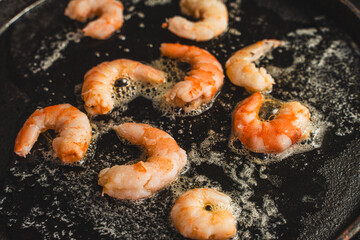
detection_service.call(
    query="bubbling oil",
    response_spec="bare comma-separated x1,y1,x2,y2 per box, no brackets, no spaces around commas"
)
151,58,220,117
75,57,219,118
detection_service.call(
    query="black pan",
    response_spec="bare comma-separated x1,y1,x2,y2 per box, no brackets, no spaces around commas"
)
0,0,359,239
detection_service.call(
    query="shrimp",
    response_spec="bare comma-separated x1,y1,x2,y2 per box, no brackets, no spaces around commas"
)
233,92,310,153
98,123,187,200
64,0,124,39
160,43,224,112
14,104,92,163
162,0,228,41
81,59,166,115
225,39,284,92
171,188,236,240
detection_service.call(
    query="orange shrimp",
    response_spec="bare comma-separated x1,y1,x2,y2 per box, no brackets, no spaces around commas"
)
98,123,187,200
160,43,224,112
14,104,92,163
81,59,165,116
233,92,310,153
226,39,283,92
162,0,228,41
65,0,124,39
171,188,236,240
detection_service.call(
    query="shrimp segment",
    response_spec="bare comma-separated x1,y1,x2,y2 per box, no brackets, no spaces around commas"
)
82,59,165,115
171,188,236,240
65,0,124,39
14,104,92,163
160,43,224,112
98,123,187,200
163,0,228,41
226,39,284,92
233,92,310,153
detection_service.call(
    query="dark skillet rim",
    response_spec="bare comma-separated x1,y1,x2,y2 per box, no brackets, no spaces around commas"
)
315,0,360,44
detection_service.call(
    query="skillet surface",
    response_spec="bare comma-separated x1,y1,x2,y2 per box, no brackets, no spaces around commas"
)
0,0,359,239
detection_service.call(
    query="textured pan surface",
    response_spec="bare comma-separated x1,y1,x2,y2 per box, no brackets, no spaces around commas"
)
0,0,359,239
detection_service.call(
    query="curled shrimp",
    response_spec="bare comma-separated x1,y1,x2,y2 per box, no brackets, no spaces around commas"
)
98,123,187,200
160,43,224,112
14,104,92,163
233,92,310,153
82,59,166,116
226,39,284,92
65,0,124,39
162,0,228,41
171,188,236,240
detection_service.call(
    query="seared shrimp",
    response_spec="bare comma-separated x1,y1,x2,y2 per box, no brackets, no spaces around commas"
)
233,92,310,153
171,188,236,240
65,0,124,39
14,104,92,163
82,59,165,115
160,43,224,112
226,39,283,92
98,123,187,200
163,0,228,41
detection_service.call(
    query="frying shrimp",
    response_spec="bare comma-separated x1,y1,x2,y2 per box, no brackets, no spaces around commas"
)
160,43,224,112
162,0,228,41
233,92,310,153
98,123,187,200
82,59,165,115
14,104,92,163
65,0,124,39
226,39,284,92
171,188,236,240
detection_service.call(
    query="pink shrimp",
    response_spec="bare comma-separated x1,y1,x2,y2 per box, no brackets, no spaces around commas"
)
162,0,228,41
98,123,187,200
233,92,310,153
14,104,92,163
81,59,166,116
64,0,124,39
171,188,236,240
160,43,224,112
226,39,284,92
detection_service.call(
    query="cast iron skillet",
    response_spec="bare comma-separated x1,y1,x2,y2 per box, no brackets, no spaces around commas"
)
0,0,359,239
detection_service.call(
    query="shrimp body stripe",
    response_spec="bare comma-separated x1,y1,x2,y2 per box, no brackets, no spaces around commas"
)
81,59,165,115
164,0,228,41
225,39,283,92
160,43,224,111
14,104,92,163
171,188,236,240
233,92,310,153
98,123,187,200
65,0,124,39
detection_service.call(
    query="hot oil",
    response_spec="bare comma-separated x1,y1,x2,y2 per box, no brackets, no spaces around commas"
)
29,29,83,75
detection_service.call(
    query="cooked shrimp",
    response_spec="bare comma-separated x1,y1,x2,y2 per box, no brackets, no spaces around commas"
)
65,0,124,39
171,188,236,240
160,43,224,112
233,92,310,153
82,59,165,115
226,39,284,92
98,123,187,200
14,104,92,163
162,0,228,41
